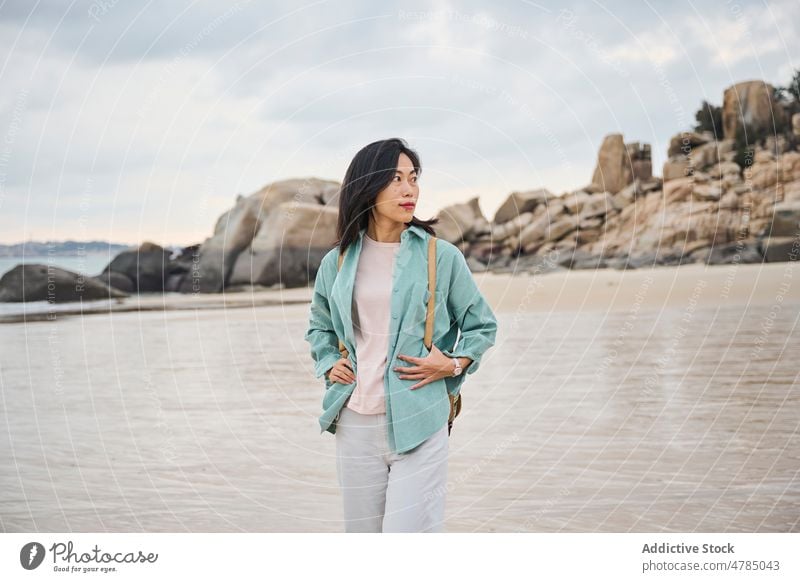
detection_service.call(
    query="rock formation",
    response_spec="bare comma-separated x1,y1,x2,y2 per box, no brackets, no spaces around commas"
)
228,202,339,289
434,81,799,273
0,264,128,303
722,81,784,139
590,134,652,194
177,178,339,292
4,80,798,304
98,241,183,293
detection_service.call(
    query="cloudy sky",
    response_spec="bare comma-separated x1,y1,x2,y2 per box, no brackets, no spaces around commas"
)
0,0,797,246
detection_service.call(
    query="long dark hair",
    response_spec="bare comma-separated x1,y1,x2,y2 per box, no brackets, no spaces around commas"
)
336,138,438,253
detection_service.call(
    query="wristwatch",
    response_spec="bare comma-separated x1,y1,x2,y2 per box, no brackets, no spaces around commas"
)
451,357,463,377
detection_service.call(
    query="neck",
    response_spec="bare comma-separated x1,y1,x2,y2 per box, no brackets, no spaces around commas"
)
367,219,407,243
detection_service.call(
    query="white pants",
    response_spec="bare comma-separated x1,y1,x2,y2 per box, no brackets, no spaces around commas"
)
335,406,449,533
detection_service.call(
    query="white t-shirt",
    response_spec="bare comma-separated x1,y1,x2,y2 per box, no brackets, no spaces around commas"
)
345,232,400,414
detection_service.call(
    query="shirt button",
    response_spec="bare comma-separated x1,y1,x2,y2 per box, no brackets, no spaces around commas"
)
392,314,398,319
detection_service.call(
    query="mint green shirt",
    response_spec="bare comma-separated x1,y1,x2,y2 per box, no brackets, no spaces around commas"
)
304,223,498,454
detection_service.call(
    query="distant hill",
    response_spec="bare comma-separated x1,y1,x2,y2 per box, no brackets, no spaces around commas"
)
0,240,135,257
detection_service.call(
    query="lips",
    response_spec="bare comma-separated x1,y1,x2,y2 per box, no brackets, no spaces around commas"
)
399,203,415,209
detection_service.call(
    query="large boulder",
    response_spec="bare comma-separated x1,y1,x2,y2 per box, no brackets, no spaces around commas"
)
244,177,341,211
518,210,577,249
590,134,651,194
784,181,800,203
667,131,709,158
695,241,763,265
692,184,723,202
612,178,661,208
709,161,741,179
162,244,200,292
722,81,784,139
627,142,653,183
579,192,616,219
663,156,692,181
435,197,489,244
745,158,780,190
493,188,554,224
690,142,721,169
663,177,694,203
759,236,800,262
99,241,179,292
662,134,724,181
491,210,535,243
779,151,800,182
768,202,800,237
0,264,128,303
591,134,627,194
180,178,340,293
562,190,593,215
229,202,339,288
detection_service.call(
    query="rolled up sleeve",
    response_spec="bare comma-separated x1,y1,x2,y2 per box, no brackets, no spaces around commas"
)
304,258,341,379
441,249,498,377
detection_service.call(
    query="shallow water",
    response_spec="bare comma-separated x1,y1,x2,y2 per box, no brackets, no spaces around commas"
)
0,298,798,532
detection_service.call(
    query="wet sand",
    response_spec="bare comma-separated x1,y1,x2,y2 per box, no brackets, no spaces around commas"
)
1,261,798,532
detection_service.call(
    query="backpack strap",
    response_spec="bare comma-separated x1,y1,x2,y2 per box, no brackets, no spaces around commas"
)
336,247,348,358
423,236,437,350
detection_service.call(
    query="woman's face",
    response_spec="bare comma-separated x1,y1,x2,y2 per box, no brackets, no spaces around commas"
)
372,152,419,224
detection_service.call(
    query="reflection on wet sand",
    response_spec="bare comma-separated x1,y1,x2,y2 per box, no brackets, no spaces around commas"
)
1,263,798,532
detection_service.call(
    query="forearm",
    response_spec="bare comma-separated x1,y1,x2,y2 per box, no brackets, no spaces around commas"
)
445,250,498,376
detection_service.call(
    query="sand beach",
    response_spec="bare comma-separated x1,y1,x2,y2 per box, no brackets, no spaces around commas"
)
1,262,798,532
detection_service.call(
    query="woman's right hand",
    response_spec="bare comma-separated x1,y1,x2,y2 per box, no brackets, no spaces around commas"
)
326,357,356,384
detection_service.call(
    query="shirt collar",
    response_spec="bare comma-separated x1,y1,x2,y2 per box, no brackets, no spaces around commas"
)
405,223,427,240
358,223,427,242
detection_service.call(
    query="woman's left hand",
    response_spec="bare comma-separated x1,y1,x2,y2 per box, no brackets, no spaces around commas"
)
394,344,455,390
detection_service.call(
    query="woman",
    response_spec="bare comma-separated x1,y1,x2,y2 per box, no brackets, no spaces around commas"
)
305,138,498,533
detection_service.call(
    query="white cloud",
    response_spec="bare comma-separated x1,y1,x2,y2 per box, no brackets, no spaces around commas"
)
686,0,797,67
1,0,797,244
601,25,681,67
